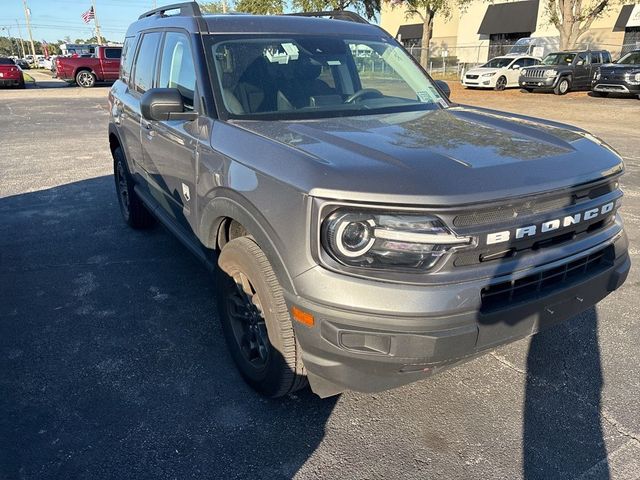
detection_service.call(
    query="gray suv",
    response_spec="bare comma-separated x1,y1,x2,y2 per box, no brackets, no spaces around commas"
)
108,3,630,398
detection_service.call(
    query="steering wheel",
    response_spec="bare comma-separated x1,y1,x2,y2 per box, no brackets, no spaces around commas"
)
345,88,384,104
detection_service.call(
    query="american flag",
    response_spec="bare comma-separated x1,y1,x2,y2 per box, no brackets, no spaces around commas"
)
81,6,95,23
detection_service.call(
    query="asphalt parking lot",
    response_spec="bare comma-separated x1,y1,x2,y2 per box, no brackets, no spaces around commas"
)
1,82,639,480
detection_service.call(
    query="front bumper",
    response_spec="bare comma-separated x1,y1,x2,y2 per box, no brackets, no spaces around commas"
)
592,81,640,95
519,76,558,90
286,232,629,397
461,76,494,88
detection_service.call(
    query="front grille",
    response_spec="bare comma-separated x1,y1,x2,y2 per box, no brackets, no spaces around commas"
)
599,69,626,81
466,74,479,80
453,181,616,228
525,68,547,78
480,247,612,312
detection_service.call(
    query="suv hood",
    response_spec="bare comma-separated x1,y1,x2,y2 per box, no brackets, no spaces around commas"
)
600,63,640,72
231,107,623,205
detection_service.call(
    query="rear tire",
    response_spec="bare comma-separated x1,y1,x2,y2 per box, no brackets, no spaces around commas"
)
554,77,570,95
75,70,96,88
217,237,307,398
113,146,155,229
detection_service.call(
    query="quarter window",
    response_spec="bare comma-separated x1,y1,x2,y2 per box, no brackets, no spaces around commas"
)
132,32,162,94
158,32,196,107
119,37,138,83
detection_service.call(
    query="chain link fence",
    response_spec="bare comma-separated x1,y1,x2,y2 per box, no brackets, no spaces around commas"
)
402,41,640,80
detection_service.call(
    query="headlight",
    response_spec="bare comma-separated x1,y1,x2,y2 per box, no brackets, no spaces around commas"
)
482,72,496,77
625,72,640,84
321,209,473,272
594,70,601,80
544,69,557,77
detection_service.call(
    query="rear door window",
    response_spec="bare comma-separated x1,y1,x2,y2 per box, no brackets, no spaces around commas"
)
158,32,196,108
132,32,162,94
105,48,122,59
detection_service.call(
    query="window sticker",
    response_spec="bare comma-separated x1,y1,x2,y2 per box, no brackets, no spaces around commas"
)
264,43,300,64
416,91,433,102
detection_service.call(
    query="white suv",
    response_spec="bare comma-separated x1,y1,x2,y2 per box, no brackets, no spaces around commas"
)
462,56,540,90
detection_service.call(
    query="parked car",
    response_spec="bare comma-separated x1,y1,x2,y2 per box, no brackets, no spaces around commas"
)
15,58,30,70
519,50,612,95
462,55,540,90
109,3,629,399
0,57,25,89
37,57,53,70
592,50,640,99
56,45,122,87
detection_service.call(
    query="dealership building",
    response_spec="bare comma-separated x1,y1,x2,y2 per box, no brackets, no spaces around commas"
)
381,1,640,63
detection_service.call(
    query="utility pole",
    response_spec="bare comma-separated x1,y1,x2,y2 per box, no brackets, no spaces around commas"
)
15,20,26,58
91,0,103,45
22,0,37,59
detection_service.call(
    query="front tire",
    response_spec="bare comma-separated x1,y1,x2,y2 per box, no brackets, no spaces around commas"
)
494,76,507,91
113,146,154,229
554,77,570,95
217,237,307,398
75,70,96,88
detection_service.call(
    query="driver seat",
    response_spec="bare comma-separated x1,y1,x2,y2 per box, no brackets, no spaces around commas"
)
277,59,336,110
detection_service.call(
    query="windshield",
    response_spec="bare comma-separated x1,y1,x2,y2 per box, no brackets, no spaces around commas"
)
482,57,513,68
207,35,447,119
0,58,15,65
617,51,640,65
541,53,575,65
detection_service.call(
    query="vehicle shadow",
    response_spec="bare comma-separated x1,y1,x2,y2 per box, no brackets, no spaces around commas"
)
472,196,613,479
0,176,336,480
523,307,609,479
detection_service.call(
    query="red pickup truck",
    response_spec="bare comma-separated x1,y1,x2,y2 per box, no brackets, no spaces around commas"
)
56,46,121,88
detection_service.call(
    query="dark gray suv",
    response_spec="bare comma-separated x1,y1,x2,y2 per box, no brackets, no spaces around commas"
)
108,2,630,398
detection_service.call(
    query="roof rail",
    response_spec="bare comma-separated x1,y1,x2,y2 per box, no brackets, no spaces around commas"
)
138,1,202,20
285,10,369,24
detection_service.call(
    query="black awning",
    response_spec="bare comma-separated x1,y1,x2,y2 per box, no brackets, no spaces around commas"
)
397,23,423,40
477,0,539,35
614,4,634,31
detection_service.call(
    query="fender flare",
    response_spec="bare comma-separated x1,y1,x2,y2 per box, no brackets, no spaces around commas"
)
199,191,297,295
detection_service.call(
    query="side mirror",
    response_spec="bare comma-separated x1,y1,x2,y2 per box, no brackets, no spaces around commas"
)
140,88,197,121
512,64,521,69
435,80,450,99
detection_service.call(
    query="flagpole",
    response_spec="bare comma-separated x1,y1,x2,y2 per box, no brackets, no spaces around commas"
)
22,0,37,59
91,0,103,45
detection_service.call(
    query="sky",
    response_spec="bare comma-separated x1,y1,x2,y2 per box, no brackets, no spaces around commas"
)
0,0,181,43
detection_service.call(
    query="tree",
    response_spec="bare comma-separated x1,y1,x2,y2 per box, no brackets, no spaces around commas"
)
292,0,381,19
387,0,466,69
199,1,230,13
235,0,286,14
545,0,615,50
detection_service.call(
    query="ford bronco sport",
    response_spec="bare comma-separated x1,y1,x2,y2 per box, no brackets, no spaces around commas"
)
108,3,629,398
